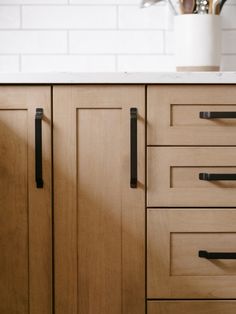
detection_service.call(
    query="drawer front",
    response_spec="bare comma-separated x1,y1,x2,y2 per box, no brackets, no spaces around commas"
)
147,147,236,207
148,301,236,314
147,209,236,299
147,85,236,146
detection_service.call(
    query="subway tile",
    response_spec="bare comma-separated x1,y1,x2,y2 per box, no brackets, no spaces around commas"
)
69,30,164,54
22,5,116,29
0,0,67,3
222,5,236,29
70,0,138,4
221,55,236,71
165,30,174,54
222,31,236,53
0,6,20,29
21,55,116,72
118,5,166,29
118,55,175,71
0,56,19,72
0,31,67,53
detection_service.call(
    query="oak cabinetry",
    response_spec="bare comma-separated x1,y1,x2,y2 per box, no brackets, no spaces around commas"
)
0,86,52,314
2,83,236,314
147,84,236,314
53,85,145,314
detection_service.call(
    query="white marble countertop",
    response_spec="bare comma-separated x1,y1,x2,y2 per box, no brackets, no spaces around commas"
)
0,72,236,84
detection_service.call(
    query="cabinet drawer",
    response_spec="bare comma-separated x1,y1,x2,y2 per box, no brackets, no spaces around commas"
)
148,301,236,314
147,85,236,146
147,147,236,207
147,209,236,299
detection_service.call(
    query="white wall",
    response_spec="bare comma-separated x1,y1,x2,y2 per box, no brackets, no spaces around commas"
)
0,0,235,72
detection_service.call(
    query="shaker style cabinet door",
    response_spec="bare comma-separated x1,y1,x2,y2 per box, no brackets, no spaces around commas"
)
0,87,52,314
53,85,145,314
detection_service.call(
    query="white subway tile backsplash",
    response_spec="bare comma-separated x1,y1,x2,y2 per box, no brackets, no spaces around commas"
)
0,31,67,53
70,0,138,4
0,56,19,72
221,55,236,71
69,30,164,54
118,55,175,71
0,2,234,72
221,5,236,29
0,6,20,29
22,6,116,29
22,55,116,72
222,31,236,53
118,5,166,29
0,0,67,3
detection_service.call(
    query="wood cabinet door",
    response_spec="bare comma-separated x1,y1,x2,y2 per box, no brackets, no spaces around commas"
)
147,147,236,207
148,209,236,299
53,85,145,314
147,85,236,146
0,86,52,314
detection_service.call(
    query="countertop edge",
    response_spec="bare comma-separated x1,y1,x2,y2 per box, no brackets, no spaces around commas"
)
0,72,236,84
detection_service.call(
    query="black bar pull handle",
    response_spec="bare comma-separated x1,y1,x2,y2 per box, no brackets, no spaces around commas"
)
200,111,236,119
199,250,236,260
35,108,44,188
130,108,137,188
199,173,236,181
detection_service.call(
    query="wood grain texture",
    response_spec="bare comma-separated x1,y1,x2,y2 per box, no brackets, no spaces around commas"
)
53,85,145,314
147,85,236,145
148,147,236,207
148,209,236,299
148,301,236,314
0,86,52,314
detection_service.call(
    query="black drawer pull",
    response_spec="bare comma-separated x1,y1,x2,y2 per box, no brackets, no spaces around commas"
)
130,108,137,188
200,111,236,119
199,173,236,181
199,250,236,260
35,108,44,188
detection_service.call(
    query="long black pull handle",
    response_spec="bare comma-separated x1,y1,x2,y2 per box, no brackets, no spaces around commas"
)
130,108,137,188
199,173,236,181
200,111,236,119
199,250,236,259
35,108,44,188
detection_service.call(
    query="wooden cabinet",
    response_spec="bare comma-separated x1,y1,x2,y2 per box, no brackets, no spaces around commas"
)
53,85,145,314
147,147,236,207
148,209,236,299
147,301,236,314
3,83,236,314
0,87,52,314
147,85,236,146
147,84,236,313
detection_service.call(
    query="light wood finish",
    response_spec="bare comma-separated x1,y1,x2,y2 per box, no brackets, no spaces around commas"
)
147,85,236,145
0,87,52,314
147,209,236,299
54,85,145,314
147,147,236,207
148,301,236,314
177,66,220,71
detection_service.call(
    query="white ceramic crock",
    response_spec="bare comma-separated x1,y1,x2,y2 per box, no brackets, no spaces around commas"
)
174,14,221,71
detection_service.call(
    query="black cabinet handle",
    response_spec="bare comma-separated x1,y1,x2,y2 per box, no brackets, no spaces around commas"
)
200,111,236,119
199,250,236,259
130,108,137,188
199,173,236,181
35,108,44,188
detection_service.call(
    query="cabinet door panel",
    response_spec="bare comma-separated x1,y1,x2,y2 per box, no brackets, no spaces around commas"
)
147,85,236,146
0,87,52,314
148,147,236,207
54,85,145,314
148,301,236,314
148,209,236,299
